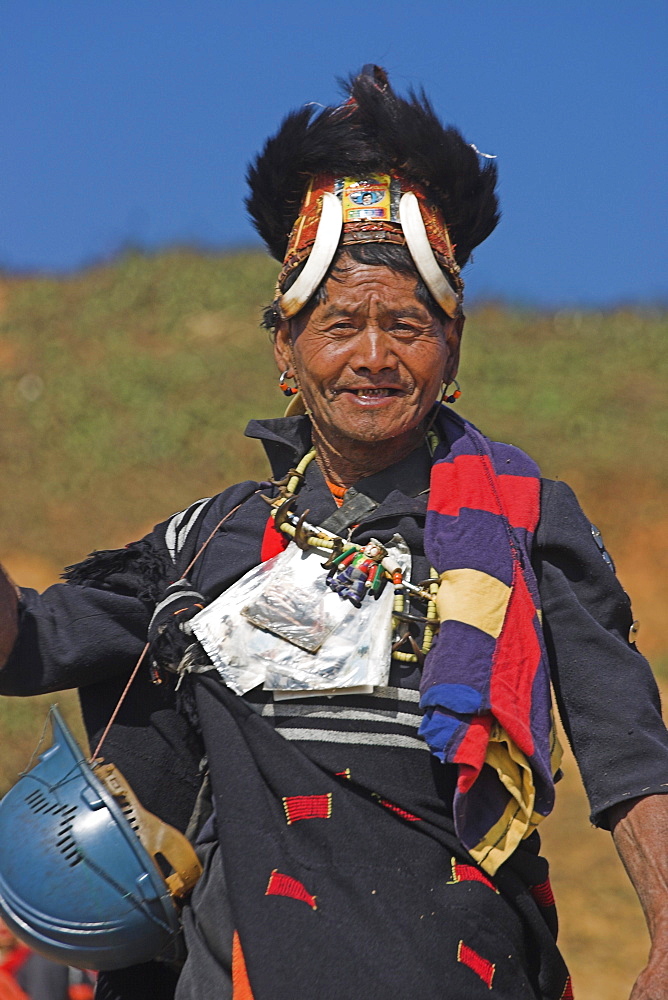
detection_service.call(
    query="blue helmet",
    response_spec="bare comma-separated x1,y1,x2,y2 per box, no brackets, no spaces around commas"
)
0,706,201,970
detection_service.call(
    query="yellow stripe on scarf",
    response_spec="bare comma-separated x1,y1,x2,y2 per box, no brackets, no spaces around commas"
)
469,720,563,876
436,568,511,638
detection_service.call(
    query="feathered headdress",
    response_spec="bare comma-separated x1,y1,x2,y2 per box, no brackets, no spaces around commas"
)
246,65,499,319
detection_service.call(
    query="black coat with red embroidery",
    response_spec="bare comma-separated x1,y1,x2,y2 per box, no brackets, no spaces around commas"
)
3,414,668,999
2,414,666,835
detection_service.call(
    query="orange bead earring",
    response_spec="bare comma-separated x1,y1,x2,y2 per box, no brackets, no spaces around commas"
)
442,379,461,404
279,370,298,397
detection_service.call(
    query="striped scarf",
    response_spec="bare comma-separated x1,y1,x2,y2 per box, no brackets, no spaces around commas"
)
421,409,561,874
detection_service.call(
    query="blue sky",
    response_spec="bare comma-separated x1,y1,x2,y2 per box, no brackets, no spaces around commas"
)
1,0,666,306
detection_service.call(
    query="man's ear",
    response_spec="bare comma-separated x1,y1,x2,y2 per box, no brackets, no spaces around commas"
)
273,319,294,374
444,314,464,382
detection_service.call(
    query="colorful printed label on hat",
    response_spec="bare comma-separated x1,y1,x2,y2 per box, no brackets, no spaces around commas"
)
337,174,393,222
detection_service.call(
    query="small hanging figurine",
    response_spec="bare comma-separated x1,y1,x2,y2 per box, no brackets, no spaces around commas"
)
325,539,388,608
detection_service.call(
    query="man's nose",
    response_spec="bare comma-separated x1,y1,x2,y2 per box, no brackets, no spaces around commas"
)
349,327,398,373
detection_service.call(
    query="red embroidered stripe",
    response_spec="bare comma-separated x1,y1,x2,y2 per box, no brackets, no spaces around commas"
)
457,940,495,988
260,514,289,562
448,858,497,892
559,976,575,1000
282,794,332,824
428,455,540,531
335,768,351,779
530,878,556,908
265,870,317,909
376,797,421,822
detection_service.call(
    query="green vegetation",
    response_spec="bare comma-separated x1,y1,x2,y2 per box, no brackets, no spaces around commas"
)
0,248,666,792
0,250,284,564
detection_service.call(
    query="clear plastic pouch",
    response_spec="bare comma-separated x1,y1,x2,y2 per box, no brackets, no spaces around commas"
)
242,545,351,653
189,535,410,696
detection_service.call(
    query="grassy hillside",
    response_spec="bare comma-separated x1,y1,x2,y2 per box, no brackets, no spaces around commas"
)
0,249,666,997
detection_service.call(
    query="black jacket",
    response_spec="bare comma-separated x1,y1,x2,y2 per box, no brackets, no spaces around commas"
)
2,413,666,834
3,414,667,1000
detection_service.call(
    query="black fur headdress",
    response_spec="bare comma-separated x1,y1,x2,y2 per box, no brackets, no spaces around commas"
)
246,65,499,270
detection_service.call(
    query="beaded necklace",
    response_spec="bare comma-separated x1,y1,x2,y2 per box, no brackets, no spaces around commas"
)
265,446,439,665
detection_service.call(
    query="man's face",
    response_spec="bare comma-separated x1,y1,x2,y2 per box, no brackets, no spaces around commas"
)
275,258,462,454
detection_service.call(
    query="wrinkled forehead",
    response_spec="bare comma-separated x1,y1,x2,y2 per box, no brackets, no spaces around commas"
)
319,258,434,310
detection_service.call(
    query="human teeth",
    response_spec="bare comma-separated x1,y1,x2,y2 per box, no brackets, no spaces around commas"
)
357,388,388,396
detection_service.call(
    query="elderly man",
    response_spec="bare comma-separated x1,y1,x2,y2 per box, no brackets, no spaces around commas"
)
0,67,667,1000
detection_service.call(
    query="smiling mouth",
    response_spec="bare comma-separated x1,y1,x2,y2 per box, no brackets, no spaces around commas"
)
338,387,403,398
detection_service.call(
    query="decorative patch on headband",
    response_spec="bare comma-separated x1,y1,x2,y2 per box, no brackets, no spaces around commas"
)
278,172,463,299
336,174,400,223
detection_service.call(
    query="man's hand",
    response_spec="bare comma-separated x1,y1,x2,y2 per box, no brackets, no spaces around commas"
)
0,564,19,668
609,794,668,999
629,938,668,1000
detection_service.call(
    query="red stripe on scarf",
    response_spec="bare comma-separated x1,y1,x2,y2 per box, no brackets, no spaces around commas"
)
498,474,540,532
489,565,542,757
454,716,493,793
429,454,501,516
429,455,540,531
